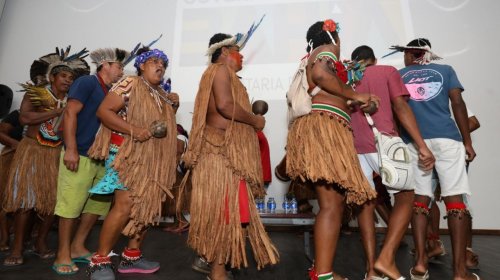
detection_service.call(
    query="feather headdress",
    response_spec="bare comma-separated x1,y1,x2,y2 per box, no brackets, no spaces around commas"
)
206,15,265,63
123,34,163,66
381,38,442,65
90,48,130,68
30,46,90,86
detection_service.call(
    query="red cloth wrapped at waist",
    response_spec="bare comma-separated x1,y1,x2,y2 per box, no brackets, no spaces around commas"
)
224,179,251,224
111,132,124,146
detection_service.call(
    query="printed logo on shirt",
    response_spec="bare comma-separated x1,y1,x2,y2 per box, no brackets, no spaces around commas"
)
401,69,443,101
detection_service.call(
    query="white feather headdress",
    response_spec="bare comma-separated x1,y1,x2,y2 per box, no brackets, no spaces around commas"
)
90,48,130,67
206,15,265,64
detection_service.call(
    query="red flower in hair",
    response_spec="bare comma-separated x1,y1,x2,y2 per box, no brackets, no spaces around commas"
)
322,19,337,32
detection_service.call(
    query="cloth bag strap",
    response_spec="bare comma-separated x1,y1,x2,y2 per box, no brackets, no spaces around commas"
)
364,113,384,168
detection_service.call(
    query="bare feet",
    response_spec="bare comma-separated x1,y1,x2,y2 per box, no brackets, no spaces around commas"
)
466,248,479,270
427,239,445,258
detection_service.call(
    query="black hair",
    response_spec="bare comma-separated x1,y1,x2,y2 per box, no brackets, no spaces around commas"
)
351,45,376,61
0,84,13,118
406,38,431,48
115,48,127,63
209,33,232,63
306,21,338,53
135,46,151,75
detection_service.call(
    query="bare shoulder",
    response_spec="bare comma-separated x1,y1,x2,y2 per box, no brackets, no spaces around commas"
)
213,64,230,81
311,45,338,59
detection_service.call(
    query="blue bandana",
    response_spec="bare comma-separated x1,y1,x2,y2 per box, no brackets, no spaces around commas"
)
133,49,169,71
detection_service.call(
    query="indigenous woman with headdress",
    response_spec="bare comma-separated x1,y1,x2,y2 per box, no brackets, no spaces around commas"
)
2,47,89,266
285,20,378,280
86,47,178,280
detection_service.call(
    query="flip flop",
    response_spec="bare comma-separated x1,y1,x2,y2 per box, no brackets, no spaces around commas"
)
52,262,78,275
409,268,429,280
32,249,56,259
71,252,93,264
3,255,24,266
0,245,9,252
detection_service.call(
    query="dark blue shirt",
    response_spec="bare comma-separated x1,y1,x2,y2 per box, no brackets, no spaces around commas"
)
66,75,108,156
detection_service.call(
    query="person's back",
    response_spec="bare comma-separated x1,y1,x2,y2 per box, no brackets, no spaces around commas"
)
348,44,434,279
351,64,404,153
307,44,351,113
393,38,478,280
399,63,463,142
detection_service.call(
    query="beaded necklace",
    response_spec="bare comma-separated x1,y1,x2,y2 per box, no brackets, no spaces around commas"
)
140,76,173,113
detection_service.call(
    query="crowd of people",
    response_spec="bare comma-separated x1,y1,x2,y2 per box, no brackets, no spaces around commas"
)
0,18,480,280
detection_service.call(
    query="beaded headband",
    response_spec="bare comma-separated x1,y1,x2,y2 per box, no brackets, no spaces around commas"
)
133,49,169,71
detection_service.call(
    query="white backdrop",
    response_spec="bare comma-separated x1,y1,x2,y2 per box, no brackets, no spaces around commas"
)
1,0,499,230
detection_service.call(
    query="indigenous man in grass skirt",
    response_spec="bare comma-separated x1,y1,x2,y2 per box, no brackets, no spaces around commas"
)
285,20,378,280
86,47,178,280
182,18,279,280
2,47,89,266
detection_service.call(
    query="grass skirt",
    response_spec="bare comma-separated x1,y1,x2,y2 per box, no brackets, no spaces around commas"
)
188,127,279,269
286,112,376,205
3,137,61,214
0,148,15,203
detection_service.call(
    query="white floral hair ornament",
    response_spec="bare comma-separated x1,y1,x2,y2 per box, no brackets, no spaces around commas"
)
206,15,265,64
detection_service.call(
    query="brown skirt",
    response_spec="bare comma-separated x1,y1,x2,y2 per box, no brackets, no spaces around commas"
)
188,127,279,269
286,112,376,205
3,137,61,215
0,148,15,204
163,170,192,216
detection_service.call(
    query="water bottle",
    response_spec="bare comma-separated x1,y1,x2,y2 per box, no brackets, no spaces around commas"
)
290,198,298,214
267,197,276,213
257,198,265,213
282,197,290,213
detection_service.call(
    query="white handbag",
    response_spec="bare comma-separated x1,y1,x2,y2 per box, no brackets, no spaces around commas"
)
365,113,414,191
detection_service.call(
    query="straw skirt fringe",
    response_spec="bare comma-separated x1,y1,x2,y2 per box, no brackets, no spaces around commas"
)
3,137,60,214
286,112,376,205
0,148,15,202
88,76,177,236
188,127,279,269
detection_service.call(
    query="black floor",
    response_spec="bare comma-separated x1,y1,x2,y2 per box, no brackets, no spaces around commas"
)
0,225,497,279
